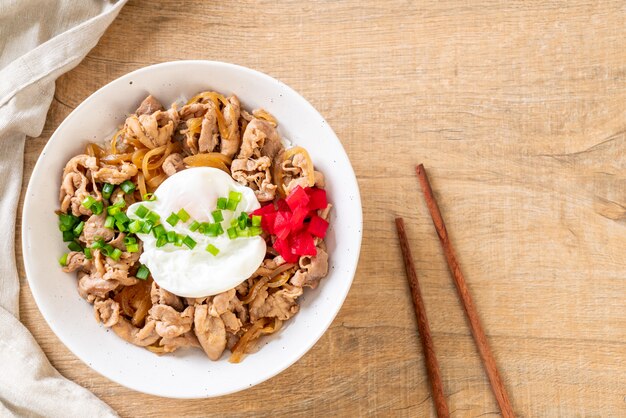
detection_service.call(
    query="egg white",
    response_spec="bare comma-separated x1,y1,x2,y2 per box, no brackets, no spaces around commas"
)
127,167,266,297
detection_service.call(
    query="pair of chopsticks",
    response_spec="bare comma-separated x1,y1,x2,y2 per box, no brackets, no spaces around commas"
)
396,164,514,418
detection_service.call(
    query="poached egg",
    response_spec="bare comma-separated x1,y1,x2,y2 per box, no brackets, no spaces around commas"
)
127,167,266,298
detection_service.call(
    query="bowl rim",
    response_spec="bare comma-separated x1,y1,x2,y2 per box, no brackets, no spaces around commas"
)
21,60,362,398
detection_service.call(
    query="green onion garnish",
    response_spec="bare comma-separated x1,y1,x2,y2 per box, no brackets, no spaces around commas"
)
109,248,122,261
101,244,114,256
156,235,167,248
81,196,96,209
226,199,238,211
166,212,180,227
134,204,149,218
114,212,129,224
72,221,85,236
141,221,154,234
91,238,105,249
205,223,220,237
62,230,75,242
217,197,227,210
128,220,142,234
174,234,183,247
152,224,166,238
142,193,156,201
229,191,242,203
189,220,200,232
227,227,237,240
146,211,160,224
59,253,69,266
115,221,127,232
67,241,82,252
107,205,121,216
211,210,223,222
84,248,93,259
167,230,176,243
236,227,248,237
58,214,79,231
251,215,262,227
102,183,114,200
136,264,150,280
91,200,104,215
177,208,190,222
120,180,136,194
126,243,139,253
182,235,196,249
103,216,115,230
124,236,137,246
249,226,263,236
205,244,219,256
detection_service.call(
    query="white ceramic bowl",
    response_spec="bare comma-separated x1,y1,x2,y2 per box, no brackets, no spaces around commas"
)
22,61,362,398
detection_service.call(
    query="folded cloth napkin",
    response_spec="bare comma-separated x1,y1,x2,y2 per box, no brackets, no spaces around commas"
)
0,1,128,416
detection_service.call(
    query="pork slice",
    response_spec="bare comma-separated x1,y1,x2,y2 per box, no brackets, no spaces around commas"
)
94,298,121,327
92,162,138,185
62,251,91,273
162,153,184,177
149,304,194,339
77,272,119,302
81,213,114,245
220,96,241,158
290,247,329,289
249,285,303,322
194,304,226,361
231,156,277,202
160,331,200,353
238,118,283,160
151,282,184,311
198,101,219,153
136,95,164,116
111,317,160,347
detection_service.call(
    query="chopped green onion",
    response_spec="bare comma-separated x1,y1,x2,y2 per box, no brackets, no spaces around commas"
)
249,226,263,236
113,198,126,209
217,197,227,210
174,234,183,247
107,205,121,216
198,222,210,234
166,230,177,243
126,243,139,253
62,230,75,242
136,264,150,280
124,236,137,246
230,218,238,227
177,208,190,222
215,223,224,235
101,244,114,256
226,199,238,211
156,235,167,247
114,212,129,224
58,214,79,231
152,224,166,238
146,211,160,224
109,248,122,261
104,215,116,229
205,223,220,237
227,227,237,240
251,215,262,227
205,244,219,256
141,220,154,234
59,253,69,266
102,183,114,200
81,196,96,209
83,248,93,259
236,226,248,237
120,180,136,194
142,193,156,201
91,239,105,249
116,222,127,232
91,200,104,215
189,220,200,232
128,220,143,234
238,214,247,230
182,235,196,249
134,204,149,218
166,212,180,227
211,210,223,222
67,241,82,252
229,191,242,203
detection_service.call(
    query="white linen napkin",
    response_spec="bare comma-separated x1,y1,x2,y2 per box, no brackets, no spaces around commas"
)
0,1,128,416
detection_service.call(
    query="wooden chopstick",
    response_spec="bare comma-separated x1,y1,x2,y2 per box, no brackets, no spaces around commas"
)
415,164,515,418
395,217,450,418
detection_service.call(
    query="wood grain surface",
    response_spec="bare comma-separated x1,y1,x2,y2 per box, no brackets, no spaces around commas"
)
14,1,626,416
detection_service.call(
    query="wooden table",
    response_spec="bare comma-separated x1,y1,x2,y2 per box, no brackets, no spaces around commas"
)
15,1,626,416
